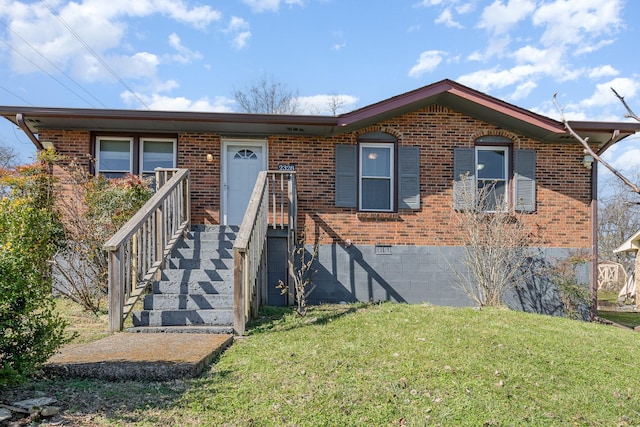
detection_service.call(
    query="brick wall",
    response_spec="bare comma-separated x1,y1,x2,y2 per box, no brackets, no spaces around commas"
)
38,103,592,250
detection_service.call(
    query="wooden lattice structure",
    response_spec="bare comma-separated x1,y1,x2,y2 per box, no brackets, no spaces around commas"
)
597,261,627,291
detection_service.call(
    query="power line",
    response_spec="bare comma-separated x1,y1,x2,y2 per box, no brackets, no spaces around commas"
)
0,83,34,106
39,0,151,110
0,19,109,108
0,36,100,108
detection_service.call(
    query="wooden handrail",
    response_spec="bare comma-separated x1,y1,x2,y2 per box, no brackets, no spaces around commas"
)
234,171,297,335
105,168,191,332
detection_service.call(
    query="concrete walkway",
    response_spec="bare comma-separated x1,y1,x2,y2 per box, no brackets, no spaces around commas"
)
45,333,233,381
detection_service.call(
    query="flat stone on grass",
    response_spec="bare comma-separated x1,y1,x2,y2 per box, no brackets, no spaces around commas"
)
45,333,233,381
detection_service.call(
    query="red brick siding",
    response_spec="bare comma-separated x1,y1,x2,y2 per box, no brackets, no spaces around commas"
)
38,103,591,249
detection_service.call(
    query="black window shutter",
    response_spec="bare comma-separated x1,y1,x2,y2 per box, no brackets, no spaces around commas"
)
335,145,357,207
398,146,420,209
453,148,475,211
514,149,536,212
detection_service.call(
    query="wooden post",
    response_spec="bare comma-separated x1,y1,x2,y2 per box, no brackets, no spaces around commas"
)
234,251,245,335
635,252,640,310
155,206,163,281
108,247,124,333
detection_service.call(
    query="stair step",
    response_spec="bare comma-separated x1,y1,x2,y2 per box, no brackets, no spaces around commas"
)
143,294,232,310
132,226,237,331
161,268,233,282
153,280,233,295
166,257,233,270
172,248,234,260
133,309,234,327
127,325,234,334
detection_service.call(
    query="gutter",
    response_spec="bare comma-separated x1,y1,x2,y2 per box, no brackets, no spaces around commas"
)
16,113,44,151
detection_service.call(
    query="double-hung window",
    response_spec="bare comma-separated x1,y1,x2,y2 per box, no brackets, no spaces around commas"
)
476,146,508,211
335,132,420,211
95,135,176,179
96,137,133,178
141,138,177,179
453,136,536,213
360,143,394,211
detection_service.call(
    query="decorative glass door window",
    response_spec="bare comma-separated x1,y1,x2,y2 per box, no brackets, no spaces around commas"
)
359,143,394,211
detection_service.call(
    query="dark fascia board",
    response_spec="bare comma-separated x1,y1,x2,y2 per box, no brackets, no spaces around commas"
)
0,106,339,137
336,79,566,137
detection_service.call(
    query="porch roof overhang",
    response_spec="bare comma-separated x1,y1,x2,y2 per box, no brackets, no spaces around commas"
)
2,79,639,148
614,229,640,254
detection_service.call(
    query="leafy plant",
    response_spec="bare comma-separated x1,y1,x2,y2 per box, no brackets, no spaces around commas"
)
52,165,153,313
0,154,69,386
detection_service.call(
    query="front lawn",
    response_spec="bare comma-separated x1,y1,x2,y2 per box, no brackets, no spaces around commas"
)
4,302,640,426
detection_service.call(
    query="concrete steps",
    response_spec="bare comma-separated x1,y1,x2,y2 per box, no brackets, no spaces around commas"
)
131,225,237,331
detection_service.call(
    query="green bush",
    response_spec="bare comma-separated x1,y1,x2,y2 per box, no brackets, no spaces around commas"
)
52,172,153,312
0,158,68,385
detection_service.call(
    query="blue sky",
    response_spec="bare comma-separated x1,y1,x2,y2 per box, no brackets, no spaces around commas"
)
1,0,639,187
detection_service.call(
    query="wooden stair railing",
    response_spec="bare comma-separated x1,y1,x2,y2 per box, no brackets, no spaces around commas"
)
234,171,297,335
104,168,191,332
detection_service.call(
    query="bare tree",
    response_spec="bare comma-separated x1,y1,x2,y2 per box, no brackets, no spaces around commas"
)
234,75,300,114
449,176,535,307
598,171,640,272
0,142,20,168
554,90,640,194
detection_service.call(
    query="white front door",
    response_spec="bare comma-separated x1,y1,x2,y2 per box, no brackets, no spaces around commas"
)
223,141,267,225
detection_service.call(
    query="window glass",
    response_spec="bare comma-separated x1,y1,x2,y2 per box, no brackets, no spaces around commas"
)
359,142,394,211
98,139,131,177
476,146,508,211
362,147,391,177
142,140,175,173
477,149,505,179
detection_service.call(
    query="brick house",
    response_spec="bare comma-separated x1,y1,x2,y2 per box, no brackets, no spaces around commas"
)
2,79,639,332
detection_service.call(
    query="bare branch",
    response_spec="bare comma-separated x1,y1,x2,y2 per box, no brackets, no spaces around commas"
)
611,87,640,122
553,94,640,194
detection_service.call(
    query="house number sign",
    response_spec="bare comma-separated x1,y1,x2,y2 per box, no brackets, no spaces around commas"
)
278,164,296,171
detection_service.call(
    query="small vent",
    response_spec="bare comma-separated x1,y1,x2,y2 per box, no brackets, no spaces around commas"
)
375,245,392,255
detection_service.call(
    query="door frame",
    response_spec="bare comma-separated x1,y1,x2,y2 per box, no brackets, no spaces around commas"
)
221,139,268,225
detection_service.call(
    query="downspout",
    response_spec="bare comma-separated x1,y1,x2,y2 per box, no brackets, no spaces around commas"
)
590,160,598,320
16,113,44,151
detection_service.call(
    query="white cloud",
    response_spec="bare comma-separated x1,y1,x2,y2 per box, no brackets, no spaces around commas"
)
435,9,463,28
580,78,640,109
121,91,236,112
1,0,221,80
511,80,537,100
588,66,619,79
297,94,358,115
225,17,252,49
478,0,536,35
408,50,446,78
332,42,347,51
168,33,202,64
532,0,623,49
242,0,304,13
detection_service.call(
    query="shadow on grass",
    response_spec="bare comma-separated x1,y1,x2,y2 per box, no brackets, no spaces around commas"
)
246,302,372,335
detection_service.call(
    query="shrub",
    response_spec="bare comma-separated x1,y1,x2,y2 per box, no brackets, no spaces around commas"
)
0,156,68,386
52,169,153,313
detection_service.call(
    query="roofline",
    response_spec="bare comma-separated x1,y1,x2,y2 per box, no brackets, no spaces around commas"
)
337,79,565,133
0,106,339,127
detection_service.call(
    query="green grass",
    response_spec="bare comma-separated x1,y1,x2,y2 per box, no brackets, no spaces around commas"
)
6,302,640,426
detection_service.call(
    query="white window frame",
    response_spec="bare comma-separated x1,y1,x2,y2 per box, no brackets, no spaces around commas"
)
139,137,177,175
475,145,509,212
96,136,133,177
359,142,394,212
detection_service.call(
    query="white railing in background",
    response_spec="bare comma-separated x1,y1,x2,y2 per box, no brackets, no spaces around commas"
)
234,171,297,335
104,168,191,332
